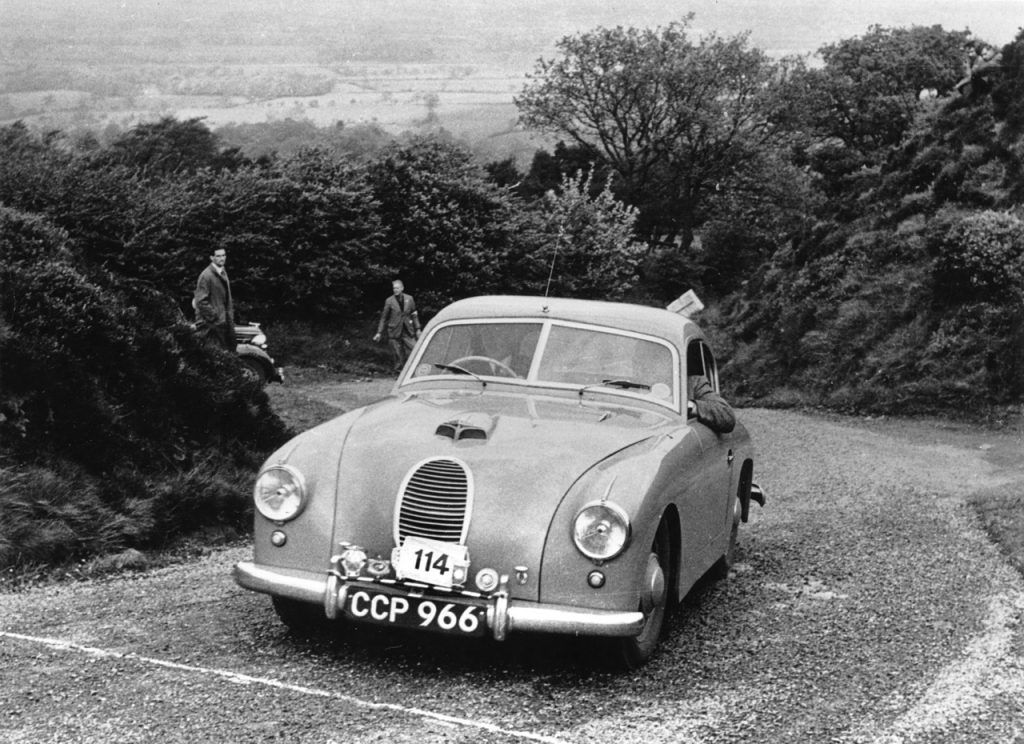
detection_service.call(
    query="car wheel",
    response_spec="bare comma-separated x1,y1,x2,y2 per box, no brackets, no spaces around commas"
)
709,497,741,581
606,517,673,670
272,596,327,635
240,357,269,386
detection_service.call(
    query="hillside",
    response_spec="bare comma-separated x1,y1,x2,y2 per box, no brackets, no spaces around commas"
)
708,34,1024,415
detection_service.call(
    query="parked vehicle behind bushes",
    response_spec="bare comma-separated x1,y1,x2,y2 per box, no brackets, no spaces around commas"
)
235,322,284,386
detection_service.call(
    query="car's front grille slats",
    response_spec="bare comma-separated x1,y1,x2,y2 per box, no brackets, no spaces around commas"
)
395,457,472,544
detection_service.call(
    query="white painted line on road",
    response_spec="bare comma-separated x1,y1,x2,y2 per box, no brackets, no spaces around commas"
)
1,630,571,744
860,587,1024,743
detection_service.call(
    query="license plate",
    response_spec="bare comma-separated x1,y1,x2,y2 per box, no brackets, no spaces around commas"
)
344,587,487,637
392,535,470,588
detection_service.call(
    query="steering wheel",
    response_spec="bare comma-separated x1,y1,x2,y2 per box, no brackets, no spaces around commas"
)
449,355,519,378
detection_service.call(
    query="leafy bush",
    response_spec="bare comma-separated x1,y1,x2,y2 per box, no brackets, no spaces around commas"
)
512,171,647,300
931,210,1024,305
367,136,520,313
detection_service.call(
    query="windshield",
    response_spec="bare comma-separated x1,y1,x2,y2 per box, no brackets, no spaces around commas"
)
409,320,677,405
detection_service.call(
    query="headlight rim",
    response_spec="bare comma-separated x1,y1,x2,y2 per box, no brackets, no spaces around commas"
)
253,463,308,522
572,500,632,562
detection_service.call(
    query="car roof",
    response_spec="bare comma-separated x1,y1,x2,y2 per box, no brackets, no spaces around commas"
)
427,295,702,347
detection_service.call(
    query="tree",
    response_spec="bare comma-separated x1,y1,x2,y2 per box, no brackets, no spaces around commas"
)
483,156,521,189
120,147,385,321
516,17,791,251
0,123,74,215
367,137,519,312
513,170,647,300
100,116,246,176
517,141,608,201
797,25,972,158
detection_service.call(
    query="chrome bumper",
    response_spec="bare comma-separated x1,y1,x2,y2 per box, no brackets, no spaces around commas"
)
233,561,645,639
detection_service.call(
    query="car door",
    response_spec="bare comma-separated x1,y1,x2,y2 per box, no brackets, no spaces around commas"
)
685,340,735,548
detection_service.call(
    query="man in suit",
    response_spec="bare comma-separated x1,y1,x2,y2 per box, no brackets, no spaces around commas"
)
373,279,421,372
193,247,234,351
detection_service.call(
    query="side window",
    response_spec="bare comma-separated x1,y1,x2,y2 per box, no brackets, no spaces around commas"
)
685,340,719,391
700,344,720,392
686,341,705,378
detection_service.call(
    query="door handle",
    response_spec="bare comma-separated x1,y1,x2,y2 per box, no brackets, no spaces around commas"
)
727,449,735,465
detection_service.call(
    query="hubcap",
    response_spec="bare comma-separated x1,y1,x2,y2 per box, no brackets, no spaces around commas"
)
640,552,666,614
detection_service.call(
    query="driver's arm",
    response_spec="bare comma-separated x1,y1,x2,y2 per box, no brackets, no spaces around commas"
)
687,376,736,434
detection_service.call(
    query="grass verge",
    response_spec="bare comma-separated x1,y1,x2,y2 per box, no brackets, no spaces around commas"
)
970,485,1024,578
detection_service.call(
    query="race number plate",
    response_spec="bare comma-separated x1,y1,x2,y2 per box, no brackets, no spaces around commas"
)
344,587,487,637
392,535,470,588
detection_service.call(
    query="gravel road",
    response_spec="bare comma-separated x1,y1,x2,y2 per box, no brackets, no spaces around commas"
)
2,391,1024,743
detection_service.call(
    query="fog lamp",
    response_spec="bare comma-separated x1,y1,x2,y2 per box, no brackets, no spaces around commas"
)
475,568,499,592
340,546,368,577
587,570,606,588
270,530,287,547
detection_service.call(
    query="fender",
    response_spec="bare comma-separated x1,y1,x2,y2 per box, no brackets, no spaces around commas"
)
236,343,284,383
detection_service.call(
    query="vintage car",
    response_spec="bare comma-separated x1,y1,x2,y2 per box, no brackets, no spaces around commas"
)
233,295,763,668
235,322,284,386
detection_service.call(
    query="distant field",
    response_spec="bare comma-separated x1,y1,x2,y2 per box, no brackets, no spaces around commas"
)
0,60,550,165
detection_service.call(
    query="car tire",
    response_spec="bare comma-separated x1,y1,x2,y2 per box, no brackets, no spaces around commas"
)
240,356,269,386
604,517,673,670
272,597,327,635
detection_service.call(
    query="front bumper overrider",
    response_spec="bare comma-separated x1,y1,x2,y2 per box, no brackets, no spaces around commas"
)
233,560,645,640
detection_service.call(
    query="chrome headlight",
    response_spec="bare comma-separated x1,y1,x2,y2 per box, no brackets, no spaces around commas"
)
251,333,267,346
572,501,631,561
254,464,307,522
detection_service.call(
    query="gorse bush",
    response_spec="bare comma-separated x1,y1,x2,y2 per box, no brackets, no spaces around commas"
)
0,205,289,569
931,210,1024,305
0,460,257,568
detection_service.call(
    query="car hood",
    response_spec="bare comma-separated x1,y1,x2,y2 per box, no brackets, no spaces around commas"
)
326,389,675,594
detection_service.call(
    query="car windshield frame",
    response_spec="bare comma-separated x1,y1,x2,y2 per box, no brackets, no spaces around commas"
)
402,317,681,411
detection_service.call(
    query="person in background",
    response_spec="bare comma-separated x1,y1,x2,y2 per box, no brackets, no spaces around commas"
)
193,247,234,351
373,279,421,372
687,375,735,434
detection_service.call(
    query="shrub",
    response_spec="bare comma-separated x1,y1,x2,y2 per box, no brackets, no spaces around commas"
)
514,171,647,301
931,210,1024,305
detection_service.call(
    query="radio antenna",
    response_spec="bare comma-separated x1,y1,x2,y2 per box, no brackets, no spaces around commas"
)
544,228,563,298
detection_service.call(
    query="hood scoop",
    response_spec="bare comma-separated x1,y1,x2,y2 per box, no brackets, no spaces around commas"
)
436,412,495,442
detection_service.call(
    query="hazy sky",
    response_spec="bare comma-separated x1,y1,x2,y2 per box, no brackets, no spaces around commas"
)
530,0,1023,57
3,0,1021,58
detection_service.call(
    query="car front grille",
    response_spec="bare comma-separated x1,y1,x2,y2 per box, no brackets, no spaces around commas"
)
395,457,473,544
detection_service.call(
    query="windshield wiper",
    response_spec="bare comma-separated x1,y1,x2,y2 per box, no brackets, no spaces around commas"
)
433,363,486,387
578,378,651,397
